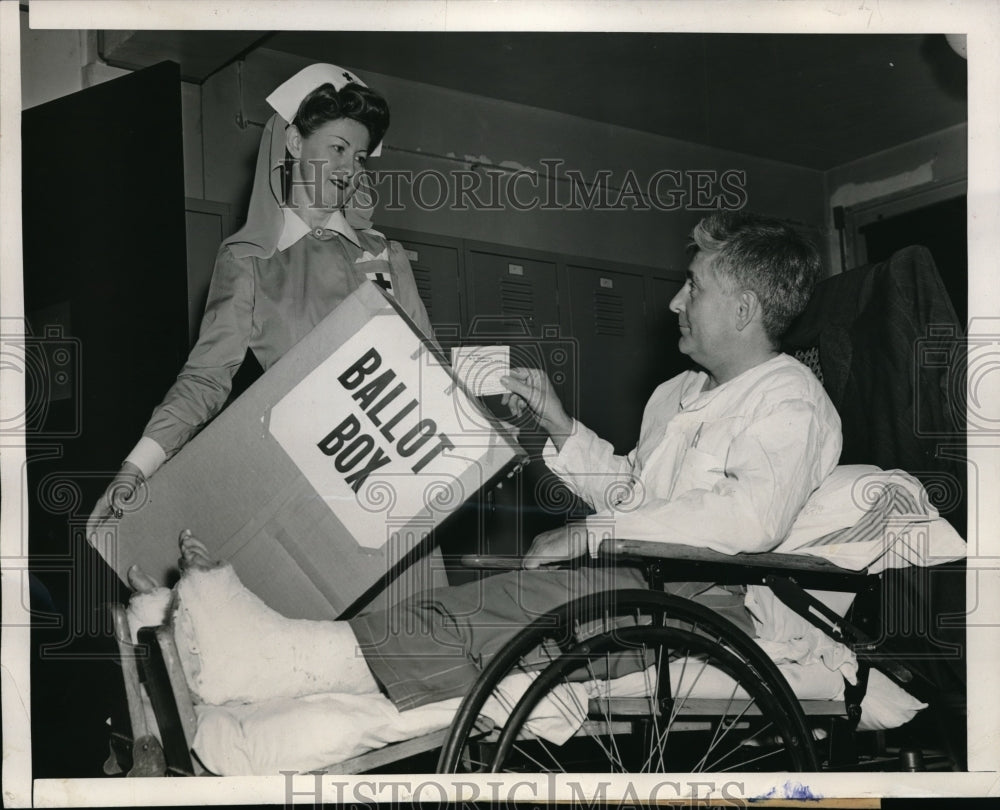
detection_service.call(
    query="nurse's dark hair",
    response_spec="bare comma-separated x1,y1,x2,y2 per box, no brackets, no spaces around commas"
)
293,82,390,153
690,212,821,344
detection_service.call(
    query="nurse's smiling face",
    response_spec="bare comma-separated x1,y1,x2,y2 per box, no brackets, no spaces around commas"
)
286,117,371,211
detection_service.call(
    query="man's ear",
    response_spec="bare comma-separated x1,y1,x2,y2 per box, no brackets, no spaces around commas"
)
735,290,760,332
285,124,303,159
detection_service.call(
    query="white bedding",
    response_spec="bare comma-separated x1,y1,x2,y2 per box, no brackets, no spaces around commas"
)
189,653,925,776
125,590,926,775
125,580,926,776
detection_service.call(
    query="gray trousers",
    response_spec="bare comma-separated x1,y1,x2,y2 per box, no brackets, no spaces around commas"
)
349,565,755,711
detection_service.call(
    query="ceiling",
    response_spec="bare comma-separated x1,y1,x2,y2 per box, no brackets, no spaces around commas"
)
104,31,968,171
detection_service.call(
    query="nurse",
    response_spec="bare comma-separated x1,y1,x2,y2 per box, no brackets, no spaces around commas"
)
87,63,433,535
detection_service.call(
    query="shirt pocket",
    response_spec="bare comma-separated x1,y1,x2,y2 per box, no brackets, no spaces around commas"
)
674,445,727,494
672,416,741,494
690,416,742,458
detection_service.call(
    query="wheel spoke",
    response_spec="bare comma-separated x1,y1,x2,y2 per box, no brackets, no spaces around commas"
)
647,643,666,772
692,682,755,772
440,591,816,774
715,739,788,772
509,740,567,773
706,720,780,771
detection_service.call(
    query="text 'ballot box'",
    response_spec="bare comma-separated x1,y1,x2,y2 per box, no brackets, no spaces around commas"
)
96,283,525,619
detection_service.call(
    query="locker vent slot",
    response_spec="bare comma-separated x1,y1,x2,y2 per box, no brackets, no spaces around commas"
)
500,277,535,317
593,289,625,336
412,266,434,318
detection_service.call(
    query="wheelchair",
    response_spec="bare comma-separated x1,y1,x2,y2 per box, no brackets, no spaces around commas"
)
433,244,967,774
107,540,963,776
433,537,963,774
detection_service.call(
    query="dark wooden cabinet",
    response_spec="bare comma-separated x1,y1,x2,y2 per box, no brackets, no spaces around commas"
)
23,61,191,779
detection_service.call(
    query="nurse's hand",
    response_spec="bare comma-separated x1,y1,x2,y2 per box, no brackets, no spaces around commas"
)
522,524,589,569
86,461,145,541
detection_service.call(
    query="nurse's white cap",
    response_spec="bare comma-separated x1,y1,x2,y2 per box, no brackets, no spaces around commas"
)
265,63,382,156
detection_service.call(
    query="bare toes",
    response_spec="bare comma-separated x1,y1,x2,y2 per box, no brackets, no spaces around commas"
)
178,530,218,571
127,564,160,594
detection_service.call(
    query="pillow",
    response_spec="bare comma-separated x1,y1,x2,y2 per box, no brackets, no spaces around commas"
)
779,465,930,552
192,692,457,776
857,669,927,732
777,465,966,574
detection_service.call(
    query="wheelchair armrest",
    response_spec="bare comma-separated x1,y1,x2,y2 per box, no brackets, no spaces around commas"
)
459,554,525,570
462,543,866,576
459,554,583,571
459,542,869,594
603,539,868,578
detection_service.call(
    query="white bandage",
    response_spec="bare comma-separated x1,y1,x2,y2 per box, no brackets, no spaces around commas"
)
125,587,172,644
170,564,379,705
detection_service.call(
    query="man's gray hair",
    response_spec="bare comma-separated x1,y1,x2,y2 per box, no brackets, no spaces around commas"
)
691,212,822,343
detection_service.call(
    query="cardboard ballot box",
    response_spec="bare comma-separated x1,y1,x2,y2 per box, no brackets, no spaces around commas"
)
93,282,526,619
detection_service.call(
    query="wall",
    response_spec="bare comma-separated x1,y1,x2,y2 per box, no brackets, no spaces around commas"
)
823,123,967,269
203,48,828,272
19,21,964,277
18,17,212,340
19,15,89,108
18,13,205,199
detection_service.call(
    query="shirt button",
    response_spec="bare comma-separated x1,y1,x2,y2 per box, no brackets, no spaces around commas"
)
314,228,323,237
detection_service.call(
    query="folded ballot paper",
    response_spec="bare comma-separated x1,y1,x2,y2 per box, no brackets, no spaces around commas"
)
450,345,510,397
99,283,526,620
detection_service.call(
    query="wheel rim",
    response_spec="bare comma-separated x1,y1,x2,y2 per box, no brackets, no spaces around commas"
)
488,625,813,772
438,589,817,773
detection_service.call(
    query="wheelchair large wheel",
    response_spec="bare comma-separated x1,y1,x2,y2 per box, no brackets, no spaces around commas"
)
438,589,818,773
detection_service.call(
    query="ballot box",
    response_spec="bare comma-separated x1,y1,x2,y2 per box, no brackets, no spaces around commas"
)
94,282,526,619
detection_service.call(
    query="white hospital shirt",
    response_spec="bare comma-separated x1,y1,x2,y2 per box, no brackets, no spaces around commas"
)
544,354,842,556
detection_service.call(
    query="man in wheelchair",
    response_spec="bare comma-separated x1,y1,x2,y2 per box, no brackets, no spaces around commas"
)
130,212,862,728
344,210,841,710
125,211,966,775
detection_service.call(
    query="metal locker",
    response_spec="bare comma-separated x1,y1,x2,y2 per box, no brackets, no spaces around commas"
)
564,264,649,454
383,231,464,339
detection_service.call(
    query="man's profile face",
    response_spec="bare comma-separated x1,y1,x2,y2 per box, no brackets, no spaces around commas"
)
669,250,739,371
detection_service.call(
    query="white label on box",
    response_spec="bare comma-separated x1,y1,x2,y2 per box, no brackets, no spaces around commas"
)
600,277,613,289
405,249,419,262
269,316,491,549
450,345,510,397
508,264,524,275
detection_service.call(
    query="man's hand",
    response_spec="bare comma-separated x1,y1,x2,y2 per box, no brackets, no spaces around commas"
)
500,368,573,445
522,524,590,569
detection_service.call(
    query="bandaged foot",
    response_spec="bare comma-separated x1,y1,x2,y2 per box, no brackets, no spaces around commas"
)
124,564,172,645
169,530,379,705
123,532,217,644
